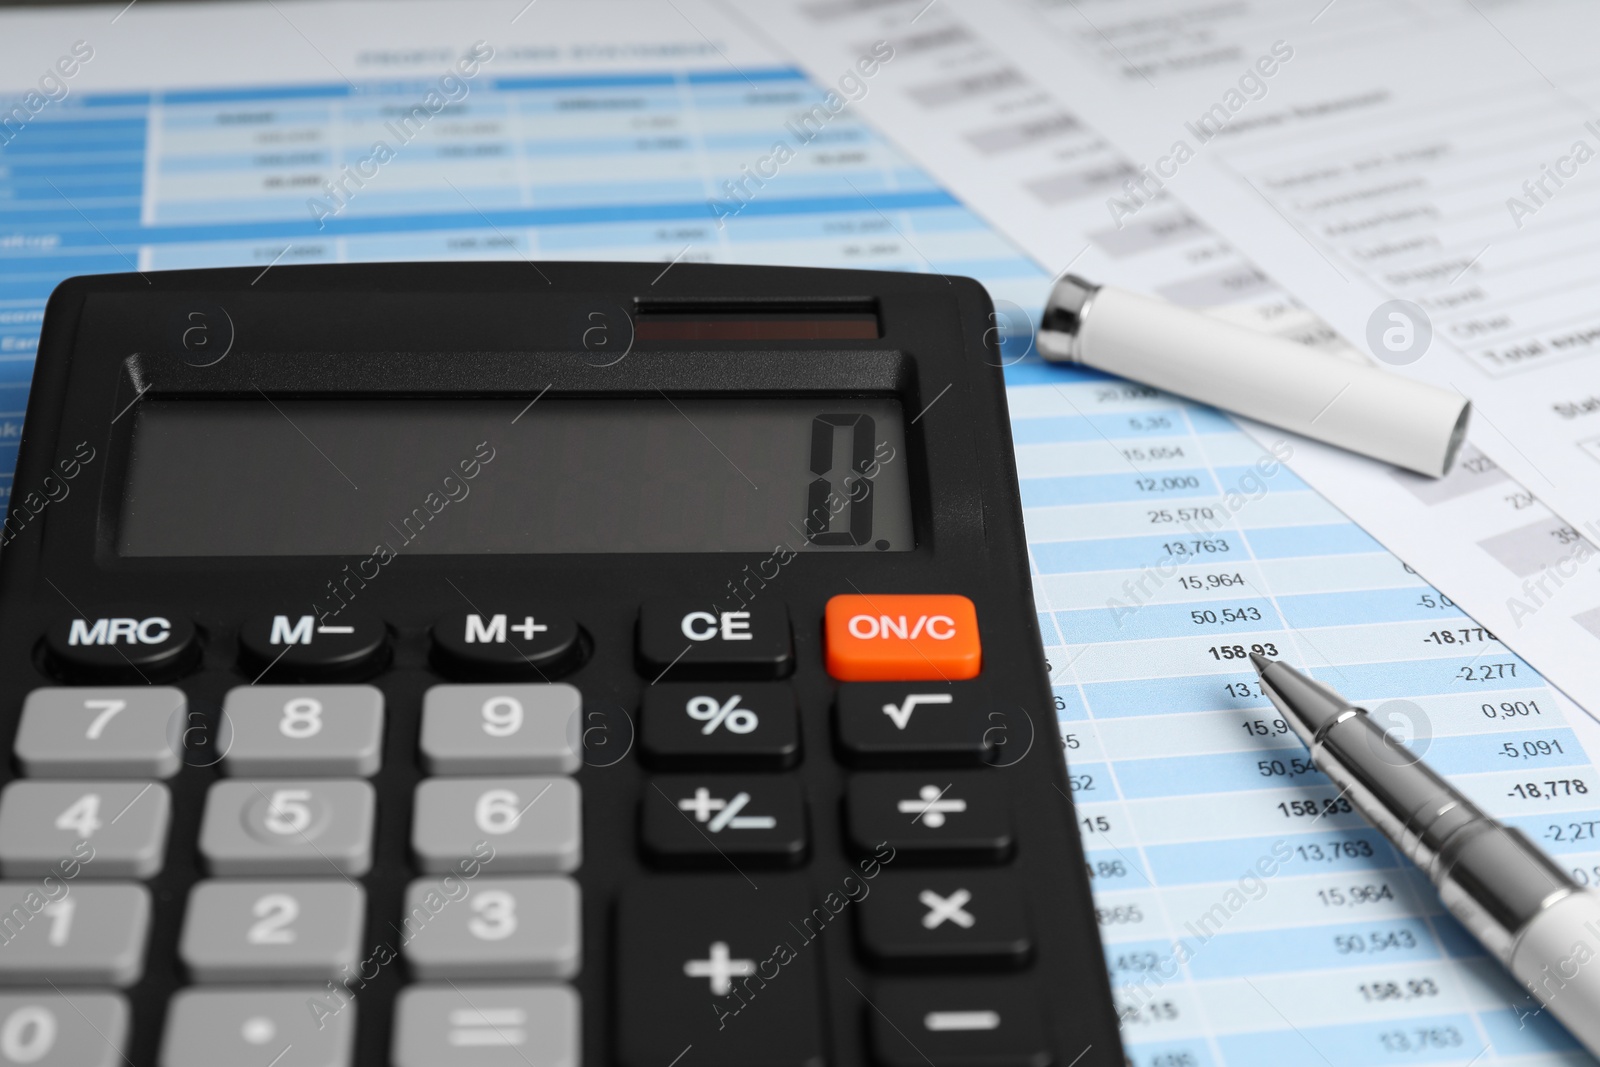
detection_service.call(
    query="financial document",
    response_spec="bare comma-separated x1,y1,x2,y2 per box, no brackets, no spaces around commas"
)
4,1,1600,1063
724,0,1600,736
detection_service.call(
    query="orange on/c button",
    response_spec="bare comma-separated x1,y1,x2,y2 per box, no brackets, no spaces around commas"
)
824,594,981,682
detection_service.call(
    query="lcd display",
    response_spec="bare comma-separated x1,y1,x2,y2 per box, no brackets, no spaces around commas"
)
117,398,912,556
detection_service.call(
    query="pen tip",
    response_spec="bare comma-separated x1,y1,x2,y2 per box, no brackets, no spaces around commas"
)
1250,651,1274,675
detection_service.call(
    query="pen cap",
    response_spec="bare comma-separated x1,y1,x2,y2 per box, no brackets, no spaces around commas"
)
1066,286,1470,477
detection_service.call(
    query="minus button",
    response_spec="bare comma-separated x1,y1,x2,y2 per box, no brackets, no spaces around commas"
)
924,1010,1001,1032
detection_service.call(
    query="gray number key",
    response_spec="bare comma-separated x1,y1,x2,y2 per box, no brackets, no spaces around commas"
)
14,688,182,779
412,778,580,874
0,992,128,1067
401,876,579,980
199,780,374,876
0,882,149,986
160,987,355,1067
221,685,384,777
0,781,169,880
421,684,580,774
179,880,363,982
393,984,578,1067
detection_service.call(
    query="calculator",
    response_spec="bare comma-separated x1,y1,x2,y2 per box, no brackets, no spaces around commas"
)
0,263,1123,1066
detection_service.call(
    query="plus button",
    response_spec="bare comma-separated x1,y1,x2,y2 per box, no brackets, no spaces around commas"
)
683,941,756,995
511,616,548,641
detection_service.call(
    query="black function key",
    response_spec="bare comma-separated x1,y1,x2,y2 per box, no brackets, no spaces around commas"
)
836,682,995,767
642,683,800,769
237,611,387,680
431,609,583,679
868,978,1051,1067
857,871,1032,969
617,876,825,1067
637,599,793,680
44,609,197,682
847,771,1013,863
640,775,807,867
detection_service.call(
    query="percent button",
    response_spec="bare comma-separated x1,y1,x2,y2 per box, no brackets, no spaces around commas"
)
640,683,800,770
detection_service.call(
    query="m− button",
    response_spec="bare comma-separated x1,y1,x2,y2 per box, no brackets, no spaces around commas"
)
637,599,792,680
431,609,583,679
237,611,387,681
44,609,196,682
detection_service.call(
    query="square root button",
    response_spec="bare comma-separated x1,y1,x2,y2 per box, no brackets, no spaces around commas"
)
825,595,981,682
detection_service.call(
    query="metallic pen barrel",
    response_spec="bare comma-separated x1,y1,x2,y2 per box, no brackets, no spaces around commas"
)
1251,653,1576,961
1253,654,1600,1056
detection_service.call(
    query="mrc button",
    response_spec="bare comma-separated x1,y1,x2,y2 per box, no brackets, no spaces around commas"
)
44,609,197,681
825,594,981,682
238,611,387,680
431,610,583,679
636,599,793,680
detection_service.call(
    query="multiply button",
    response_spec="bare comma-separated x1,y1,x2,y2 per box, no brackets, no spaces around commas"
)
43,609,195,682
616,877,823,1067
640,776,806,867
641,683,799,769
237,611,387,681
836,682,993,767
857,872,1031,969
431,609,582,679
637,599,793,680
847,772,1012,863
824,594,981,682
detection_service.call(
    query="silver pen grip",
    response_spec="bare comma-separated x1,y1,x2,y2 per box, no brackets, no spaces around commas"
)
1310,709,1576,959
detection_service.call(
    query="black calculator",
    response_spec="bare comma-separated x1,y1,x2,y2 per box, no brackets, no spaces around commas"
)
0,263,1122,1066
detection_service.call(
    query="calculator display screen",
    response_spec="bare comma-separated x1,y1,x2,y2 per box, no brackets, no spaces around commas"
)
116,398,912,556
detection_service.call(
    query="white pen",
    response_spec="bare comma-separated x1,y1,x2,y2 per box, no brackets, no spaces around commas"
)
1037,276,1470,478
1253,653,1600,1054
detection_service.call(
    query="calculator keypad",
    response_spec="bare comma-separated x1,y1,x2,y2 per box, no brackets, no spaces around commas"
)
400,875,580,980
0,992,129,1067
14,687,183,779
0,589,1074,1063
0,781,170,879
412,777,581,874
159,987,356,1067
0,883,150,986
199,779,375,876
420,684,581,774
178,880,364,982
393,984,579,1067
220,685,384,776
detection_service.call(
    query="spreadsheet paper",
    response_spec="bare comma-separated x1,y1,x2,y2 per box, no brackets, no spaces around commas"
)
2,1,1599,1063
